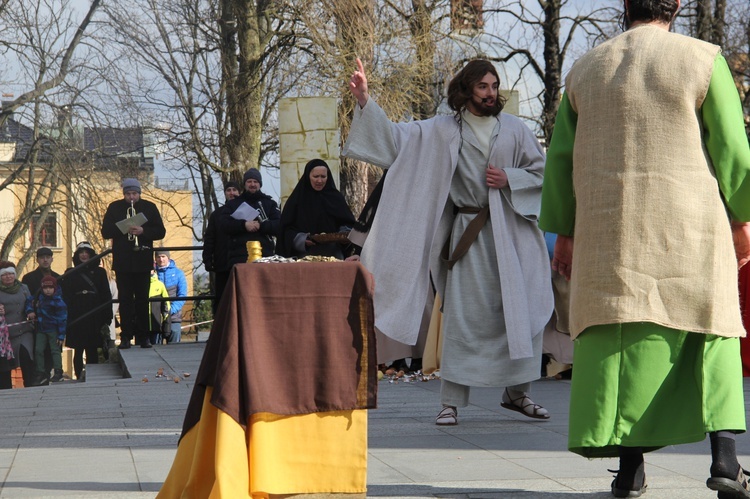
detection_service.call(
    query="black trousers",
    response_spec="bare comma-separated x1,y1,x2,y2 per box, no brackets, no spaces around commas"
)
116,271,150,344
19,345,35,386
0,371,11,389
73,346,98,378
212,270,231,315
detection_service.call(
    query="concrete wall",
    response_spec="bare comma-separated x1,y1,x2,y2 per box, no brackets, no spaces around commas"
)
278,97,340,207
501,89,519,116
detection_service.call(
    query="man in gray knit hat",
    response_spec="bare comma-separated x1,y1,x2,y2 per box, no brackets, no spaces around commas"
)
101,178,166,349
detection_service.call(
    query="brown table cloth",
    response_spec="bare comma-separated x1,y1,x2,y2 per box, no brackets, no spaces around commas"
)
181,261,377,440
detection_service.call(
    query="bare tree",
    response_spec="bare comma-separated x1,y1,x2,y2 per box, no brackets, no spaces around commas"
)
383,0,444,120
683,0,728,45
333,0,376,216
677,0,749,135
481,1,620,144
302,0,621,216
0,0,103,264
100,0,313,238
301,0,457,214
0,0,100,127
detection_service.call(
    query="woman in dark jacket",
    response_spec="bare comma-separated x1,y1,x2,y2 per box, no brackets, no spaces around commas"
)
0,261,34,387
62,242,113,381
278,159,356,259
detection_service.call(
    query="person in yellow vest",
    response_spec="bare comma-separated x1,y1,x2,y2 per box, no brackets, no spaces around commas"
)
147,270,170,346
540,1,750,497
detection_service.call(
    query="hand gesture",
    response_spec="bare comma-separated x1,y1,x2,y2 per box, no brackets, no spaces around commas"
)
732,221,750,269
552,235,574,280
349,58,369,109
486,165,508,189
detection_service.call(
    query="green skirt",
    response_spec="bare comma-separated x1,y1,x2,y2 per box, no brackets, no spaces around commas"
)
569,323,746,458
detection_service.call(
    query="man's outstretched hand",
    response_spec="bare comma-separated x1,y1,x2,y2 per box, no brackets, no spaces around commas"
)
349,58,369,109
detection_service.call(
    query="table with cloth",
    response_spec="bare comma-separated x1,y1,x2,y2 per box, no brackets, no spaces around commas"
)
740,264,750,376
158,261,377,498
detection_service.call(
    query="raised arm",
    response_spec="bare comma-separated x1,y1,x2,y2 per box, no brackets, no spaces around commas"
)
349,58,369,109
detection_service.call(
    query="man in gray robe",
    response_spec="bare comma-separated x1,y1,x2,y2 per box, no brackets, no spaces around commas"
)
343,58,554,425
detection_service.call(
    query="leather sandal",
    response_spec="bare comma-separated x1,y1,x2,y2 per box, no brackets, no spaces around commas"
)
501,388,550,420
435,406,458,426
707,466,750,498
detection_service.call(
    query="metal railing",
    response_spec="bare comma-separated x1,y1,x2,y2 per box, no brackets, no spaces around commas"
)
61,245,214,336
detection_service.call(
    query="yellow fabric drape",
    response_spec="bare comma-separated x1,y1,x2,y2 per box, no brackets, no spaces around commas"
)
159,388,368,498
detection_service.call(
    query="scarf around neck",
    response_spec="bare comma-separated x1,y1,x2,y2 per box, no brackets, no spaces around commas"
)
0,279,21,295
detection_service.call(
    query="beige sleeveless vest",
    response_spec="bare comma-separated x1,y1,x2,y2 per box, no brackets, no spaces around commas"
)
565,25,743,339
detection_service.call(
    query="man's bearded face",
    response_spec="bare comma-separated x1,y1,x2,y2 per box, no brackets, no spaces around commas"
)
467,72,502,117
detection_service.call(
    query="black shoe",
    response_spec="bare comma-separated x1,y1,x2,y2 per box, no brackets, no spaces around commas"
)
118,340,131,350
50,369,64,383
33,373,49,386
410,358,423,372
139,340,152,348
541,353,551,377
707,466,750,498
391,358,409,372
610,466,646,498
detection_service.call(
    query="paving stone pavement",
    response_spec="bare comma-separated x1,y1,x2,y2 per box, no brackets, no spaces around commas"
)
0,341,748,498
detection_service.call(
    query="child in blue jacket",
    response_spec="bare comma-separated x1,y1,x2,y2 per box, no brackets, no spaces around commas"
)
34,275,67,384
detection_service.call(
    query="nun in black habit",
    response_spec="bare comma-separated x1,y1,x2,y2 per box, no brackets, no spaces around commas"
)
278,159,356,259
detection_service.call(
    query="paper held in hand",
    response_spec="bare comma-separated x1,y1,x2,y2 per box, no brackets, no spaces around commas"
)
231,202,260,221
115,212,148,235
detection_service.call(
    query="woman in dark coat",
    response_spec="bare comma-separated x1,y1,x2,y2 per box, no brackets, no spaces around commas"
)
62,242,113,381
0,261,34,388
278,159,356,259
0,302,18,389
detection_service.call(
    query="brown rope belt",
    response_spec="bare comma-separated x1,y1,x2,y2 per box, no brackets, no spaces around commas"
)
441,205,490,270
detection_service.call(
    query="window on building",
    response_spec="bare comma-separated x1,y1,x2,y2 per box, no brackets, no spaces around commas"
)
30,212,58,248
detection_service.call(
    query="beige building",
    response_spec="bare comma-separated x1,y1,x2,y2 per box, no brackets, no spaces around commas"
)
0,118,194,313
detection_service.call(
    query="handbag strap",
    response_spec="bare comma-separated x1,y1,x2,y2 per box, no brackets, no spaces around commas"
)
441,206,490,270
79,272,97,293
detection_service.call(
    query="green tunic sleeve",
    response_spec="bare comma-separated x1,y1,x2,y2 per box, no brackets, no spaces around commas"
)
702,54,750,222
539,92,577,236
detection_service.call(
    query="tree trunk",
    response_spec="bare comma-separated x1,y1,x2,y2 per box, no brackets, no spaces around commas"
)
541,0,562,146
696,0,727,45
224,0,266,177
696,0,713,41
409,0,437,120
711,0,726,46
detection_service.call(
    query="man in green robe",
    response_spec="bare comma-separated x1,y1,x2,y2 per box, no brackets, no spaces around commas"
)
540,0,750,497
